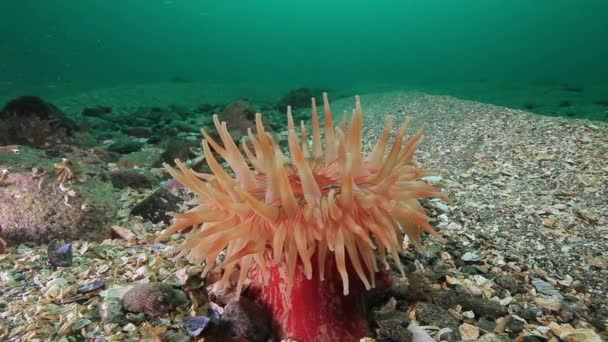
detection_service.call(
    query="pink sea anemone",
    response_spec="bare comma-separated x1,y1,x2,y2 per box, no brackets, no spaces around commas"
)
158,93,451,341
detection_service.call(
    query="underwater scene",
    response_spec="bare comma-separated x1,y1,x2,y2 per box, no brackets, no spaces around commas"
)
0,1,607,341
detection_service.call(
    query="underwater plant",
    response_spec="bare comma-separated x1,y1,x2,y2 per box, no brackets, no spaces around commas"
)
158,93,451,341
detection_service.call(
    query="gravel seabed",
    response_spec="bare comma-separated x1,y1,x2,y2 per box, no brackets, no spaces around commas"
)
1,87,606,341
353,90,607,294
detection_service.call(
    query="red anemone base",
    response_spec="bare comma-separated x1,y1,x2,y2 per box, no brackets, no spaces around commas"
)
247,258,392,342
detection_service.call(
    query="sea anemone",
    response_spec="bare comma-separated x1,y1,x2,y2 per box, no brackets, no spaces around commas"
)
158,93,451,341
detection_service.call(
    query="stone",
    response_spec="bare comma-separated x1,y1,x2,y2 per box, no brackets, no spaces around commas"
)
110,169,157,189
413,302,460,339
0,172,117,245
494,275,517,291
99,297,127,324
433,291,508,319
107,140,144,154
0,95,76,146
130,187,181,224
221,297,271,342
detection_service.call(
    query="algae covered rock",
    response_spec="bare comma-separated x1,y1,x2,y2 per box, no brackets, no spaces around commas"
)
0,95,77,147
0,146,118,245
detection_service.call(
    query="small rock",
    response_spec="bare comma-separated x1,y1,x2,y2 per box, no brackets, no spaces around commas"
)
221,297,271,342
163,330,191,342
494,275,517,291
520,307,542,322
108,140,144,154
130,187,181,224
376,316,412,342
99,297,127,324
414,302,460,339
459,323,479,340
156,139,197,167
461,265,478,275
506,315,526,336
82,106,112,117
433,292,508,319
477,317,496,332
125,126,153,138
122,282,187,317
110,169,156,189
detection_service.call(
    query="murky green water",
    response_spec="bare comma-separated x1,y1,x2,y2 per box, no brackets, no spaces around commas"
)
1,0,607,120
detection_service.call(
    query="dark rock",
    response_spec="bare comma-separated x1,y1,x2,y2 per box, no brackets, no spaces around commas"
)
221,297,271,342
0,95,76,146
99,297,127,324
374,310,411,341
415,243,442,264
122,282,187,317
389,271,433,302
433,291,508,319
182,316,212,337
82,106,112,117
376,319,412,342
495,275,517,291
522,335,544,342
107,139,144,154
156,139,198,167
276,88,317,110
506,316,526,336
130,187,181,224
461,265,478,275
413,302,460,339
124,126,153,138
110,169,157,189
214,99,262,142
77,277,106,293
432,262,449,281
47,240,72,267
520,307,541,322
163,330,191,342
477,317,496,332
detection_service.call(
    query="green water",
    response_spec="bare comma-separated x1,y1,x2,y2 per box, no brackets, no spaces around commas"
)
1,0,607,119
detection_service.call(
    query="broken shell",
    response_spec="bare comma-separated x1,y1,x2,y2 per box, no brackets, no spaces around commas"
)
77,277,106,293
182,316,212,337
47,240,73,267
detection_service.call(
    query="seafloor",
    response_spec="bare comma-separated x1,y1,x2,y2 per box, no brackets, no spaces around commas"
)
0,83,606,341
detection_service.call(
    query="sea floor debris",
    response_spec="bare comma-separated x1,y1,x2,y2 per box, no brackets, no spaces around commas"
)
0,90,606,341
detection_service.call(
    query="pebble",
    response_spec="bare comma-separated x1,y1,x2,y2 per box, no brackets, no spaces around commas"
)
221,297,271,342
459,323,480,340
494,275,517,291
99,297,127,324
